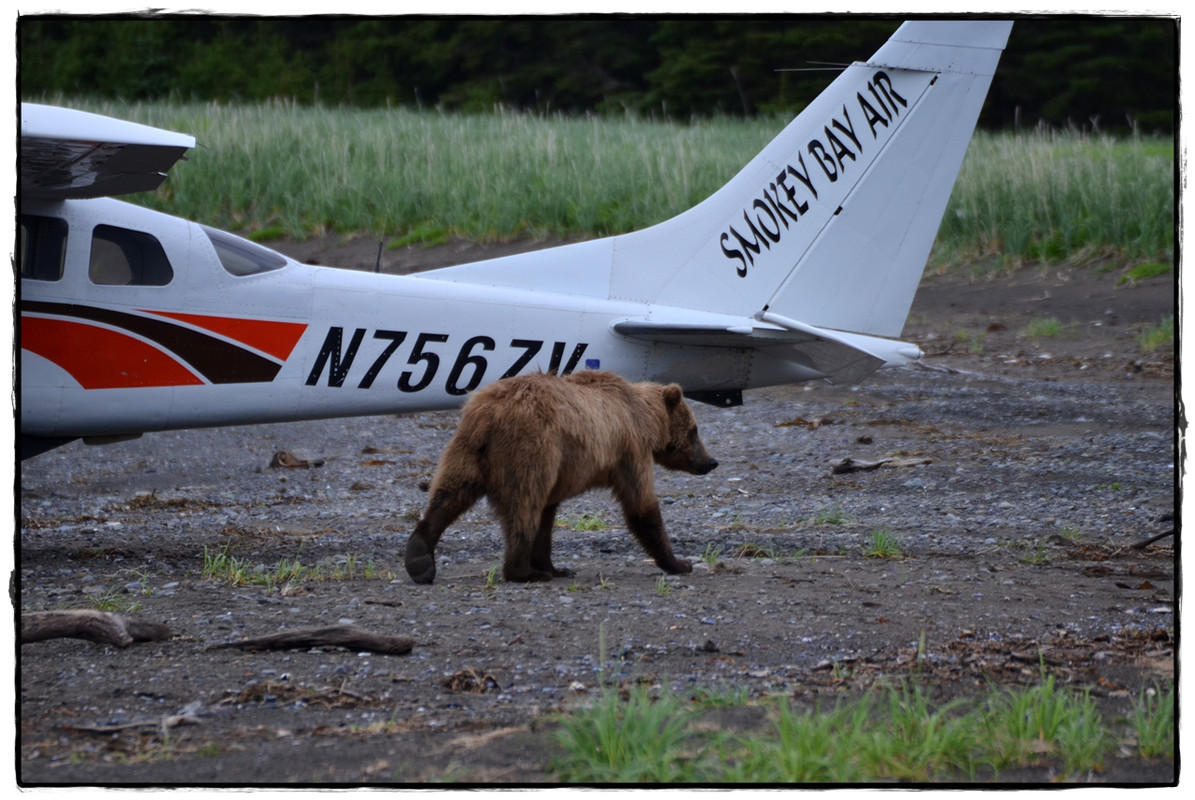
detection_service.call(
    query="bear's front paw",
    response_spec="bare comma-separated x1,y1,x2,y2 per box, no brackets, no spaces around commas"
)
661,558,692,575
405,534,437,585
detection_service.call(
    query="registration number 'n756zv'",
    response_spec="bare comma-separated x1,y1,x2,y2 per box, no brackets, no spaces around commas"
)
305,327,591,395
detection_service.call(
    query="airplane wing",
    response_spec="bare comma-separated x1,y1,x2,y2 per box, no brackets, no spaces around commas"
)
20,103,196,199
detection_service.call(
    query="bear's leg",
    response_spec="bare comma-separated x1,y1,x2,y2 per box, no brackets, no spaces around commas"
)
494,499,556,583
405,484,482,585
623,505,692,575
614,472,692,575
530,504,576,579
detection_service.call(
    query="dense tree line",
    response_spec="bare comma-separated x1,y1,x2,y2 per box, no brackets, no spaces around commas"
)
19,16,1176,132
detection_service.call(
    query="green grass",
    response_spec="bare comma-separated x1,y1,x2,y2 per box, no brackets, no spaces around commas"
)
863,528,903,559
1129,685,1175,759
813,504,852,526
1021,315,1068,340
955,329,987,354
557,512,609,532
200,544,387,591
40,98,775,241
1118,261,1172,284
699,543,724,566
1019,539,1052,566
981,673,1114,774
85,585,140,613
28,98,1173,272
554,685,699,782
732,542,807,563
551,677,1175,782
1138,316,1174,353
934,128,1174,272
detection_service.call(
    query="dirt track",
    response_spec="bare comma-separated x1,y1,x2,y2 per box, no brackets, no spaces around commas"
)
16,240,1176,785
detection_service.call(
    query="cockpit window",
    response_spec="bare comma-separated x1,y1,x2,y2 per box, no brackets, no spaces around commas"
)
90,224,174,286
202,226,287,276
20,214,67,281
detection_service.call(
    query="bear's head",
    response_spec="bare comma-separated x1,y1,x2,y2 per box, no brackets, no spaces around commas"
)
654,384,718,475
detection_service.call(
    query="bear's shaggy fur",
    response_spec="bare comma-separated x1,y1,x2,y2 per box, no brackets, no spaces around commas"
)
404,371,718,584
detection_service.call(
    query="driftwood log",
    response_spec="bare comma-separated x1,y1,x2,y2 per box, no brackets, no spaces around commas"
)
66,713,201,735
21,610,171,647
832,456,933,474
206,624,414,655
1131,529,1175,550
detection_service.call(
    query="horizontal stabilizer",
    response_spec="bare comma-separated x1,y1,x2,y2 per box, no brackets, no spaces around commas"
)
611,320,816,347
612,317,893,384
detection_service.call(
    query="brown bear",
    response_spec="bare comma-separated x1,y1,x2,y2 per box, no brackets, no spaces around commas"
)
404,370,718,584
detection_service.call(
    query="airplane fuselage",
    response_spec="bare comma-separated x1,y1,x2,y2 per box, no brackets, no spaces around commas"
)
19,196,820,445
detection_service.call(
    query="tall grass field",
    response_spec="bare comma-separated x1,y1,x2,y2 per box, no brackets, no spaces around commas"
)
34,98,1174,271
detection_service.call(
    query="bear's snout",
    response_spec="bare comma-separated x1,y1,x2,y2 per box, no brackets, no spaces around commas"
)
692,456,718,475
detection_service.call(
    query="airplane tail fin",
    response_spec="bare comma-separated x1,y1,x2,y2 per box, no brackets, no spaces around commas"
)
609,20,1012,337
423,21,1011,378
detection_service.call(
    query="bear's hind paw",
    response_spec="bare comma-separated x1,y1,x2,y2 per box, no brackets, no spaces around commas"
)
534,563,576,578
503,567,556,583
405,535,437,585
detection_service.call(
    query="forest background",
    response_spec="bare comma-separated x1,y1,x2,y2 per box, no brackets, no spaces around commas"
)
19,16,1177,134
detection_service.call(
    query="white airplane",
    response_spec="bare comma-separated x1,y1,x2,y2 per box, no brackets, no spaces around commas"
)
18,20,1012,460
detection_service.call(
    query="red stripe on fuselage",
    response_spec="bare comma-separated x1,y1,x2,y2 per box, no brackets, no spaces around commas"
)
21,316,204,389
140,310,308,361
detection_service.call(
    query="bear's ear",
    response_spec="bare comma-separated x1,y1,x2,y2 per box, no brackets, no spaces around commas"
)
662,384,684,408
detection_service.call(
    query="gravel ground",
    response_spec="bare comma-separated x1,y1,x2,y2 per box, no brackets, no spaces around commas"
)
15,242,1176,785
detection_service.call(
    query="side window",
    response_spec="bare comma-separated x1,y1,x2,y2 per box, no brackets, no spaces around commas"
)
201,225,287,276
20,214,68,281
89,224,174,286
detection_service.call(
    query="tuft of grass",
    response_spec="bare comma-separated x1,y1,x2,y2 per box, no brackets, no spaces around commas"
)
980,673,1110,773
814,504,852,526
389,221,454,249
483,564,501,590
1021,315,1067,340
200,545,386,591
557,512,609,532
1059,526,1085,543
955,329,987,355
1129,685,1175,759
554,684,698,782
864,529,904,559
1019,539,1051,566
699,543,724,566
1118,261,1171,284
1138,316,1174,353
247,223,287,242
201,544,253,586
85,585,139,613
